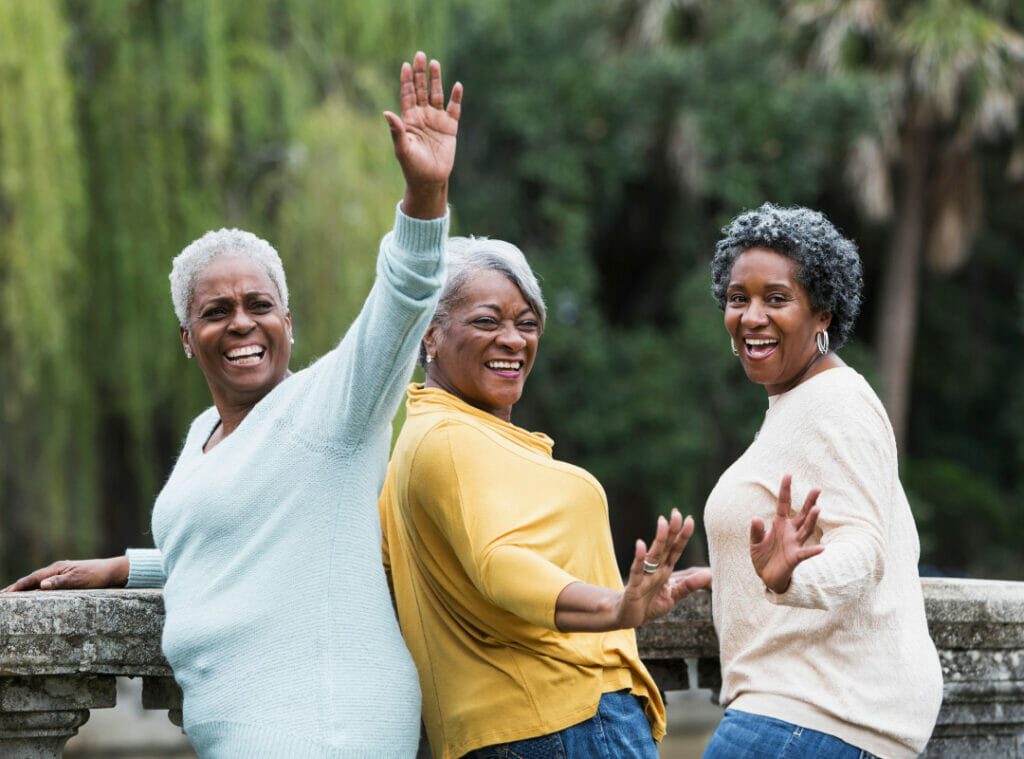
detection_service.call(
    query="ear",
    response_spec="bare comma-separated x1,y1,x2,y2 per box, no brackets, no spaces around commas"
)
422,322,441,357
180,325,191,356
285,311,292,339
818,310,832,330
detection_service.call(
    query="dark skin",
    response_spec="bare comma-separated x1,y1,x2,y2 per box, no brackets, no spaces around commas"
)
3,51,462,594
726,247,834,593
422,272,711,632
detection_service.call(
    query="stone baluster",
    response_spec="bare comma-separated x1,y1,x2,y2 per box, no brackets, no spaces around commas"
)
0,589,177,757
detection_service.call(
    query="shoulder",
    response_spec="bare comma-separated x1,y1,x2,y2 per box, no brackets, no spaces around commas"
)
786,368,889,427
783,368,897,465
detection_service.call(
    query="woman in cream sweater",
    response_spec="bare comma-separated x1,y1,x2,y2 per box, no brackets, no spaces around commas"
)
701,203,943,759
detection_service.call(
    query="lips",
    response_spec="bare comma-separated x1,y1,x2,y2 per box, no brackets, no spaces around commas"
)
743,336,778,359
225,344,265,365
485,359,523,376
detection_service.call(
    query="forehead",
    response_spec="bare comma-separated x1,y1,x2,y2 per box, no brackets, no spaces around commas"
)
193,255,277,302
456,268,529,308
729,247,801,285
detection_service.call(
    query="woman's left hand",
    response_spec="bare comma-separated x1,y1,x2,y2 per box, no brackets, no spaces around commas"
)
384,51,462,219
618,511,712,627
749,474,825,594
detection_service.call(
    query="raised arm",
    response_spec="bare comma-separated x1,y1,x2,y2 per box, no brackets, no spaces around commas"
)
384,51,463,219
554,511,712,632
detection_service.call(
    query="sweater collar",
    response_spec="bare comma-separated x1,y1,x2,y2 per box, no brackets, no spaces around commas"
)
405,383,554,454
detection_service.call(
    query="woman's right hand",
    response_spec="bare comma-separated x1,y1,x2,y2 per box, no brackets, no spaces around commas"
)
2,556,130,592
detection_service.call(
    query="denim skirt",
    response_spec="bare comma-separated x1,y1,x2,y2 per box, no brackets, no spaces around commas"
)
461,689,657,759
701,709,882,759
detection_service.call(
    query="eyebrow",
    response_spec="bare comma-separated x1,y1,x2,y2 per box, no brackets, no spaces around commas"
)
471,302,536,316
727,282,794,290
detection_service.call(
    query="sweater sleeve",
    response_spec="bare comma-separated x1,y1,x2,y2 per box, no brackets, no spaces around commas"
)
767,388,894,610
291,203,447,445
413,422,578,630
125,547,166,588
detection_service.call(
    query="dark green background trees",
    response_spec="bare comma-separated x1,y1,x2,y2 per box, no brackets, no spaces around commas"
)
1,0,1021,581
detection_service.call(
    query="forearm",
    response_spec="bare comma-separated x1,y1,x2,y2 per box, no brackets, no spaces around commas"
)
400,180,448,220
554,581,625,633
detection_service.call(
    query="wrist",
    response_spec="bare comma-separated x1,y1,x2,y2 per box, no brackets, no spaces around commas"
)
401,181,448,220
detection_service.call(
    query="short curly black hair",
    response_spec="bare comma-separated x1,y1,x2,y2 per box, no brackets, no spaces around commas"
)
710,203,863,350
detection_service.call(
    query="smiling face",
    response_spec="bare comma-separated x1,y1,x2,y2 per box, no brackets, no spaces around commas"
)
423,268,540,422
181,254,292,414
725,247,832,396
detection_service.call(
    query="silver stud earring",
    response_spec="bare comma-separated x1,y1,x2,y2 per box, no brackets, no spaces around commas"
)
816,330,829,355
184,347,193,359
730,338,739,356
290,335,295,345
425,354,434,364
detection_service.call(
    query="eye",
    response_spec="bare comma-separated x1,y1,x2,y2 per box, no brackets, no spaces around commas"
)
250,300,273,313
202,306,228,319
767,292,790,305
471,316,498,328
727,293,747,305
518,318,539,330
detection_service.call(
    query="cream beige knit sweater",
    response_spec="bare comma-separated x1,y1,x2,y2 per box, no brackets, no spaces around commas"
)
704,367,943,759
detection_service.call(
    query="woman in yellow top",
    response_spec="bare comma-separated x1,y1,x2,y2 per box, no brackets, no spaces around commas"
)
379,237,712,759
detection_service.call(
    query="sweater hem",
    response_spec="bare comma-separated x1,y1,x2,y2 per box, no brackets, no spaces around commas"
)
186,720,420,759
730,693,924,759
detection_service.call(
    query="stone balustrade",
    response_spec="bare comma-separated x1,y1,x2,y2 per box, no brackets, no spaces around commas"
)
0,577,1021,757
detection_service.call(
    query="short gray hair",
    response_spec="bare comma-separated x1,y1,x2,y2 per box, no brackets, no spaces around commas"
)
169,228,289,327
710,203,863,350
420,236,546,365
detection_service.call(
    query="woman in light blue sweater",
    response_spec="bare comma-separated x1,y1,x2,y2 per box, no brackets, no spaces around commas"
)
5,51,461,759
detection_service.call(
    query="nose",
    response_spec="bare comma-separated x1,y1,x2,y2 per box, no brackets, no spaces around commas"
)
740,298,769,327
495,324,527,351
228,308,257,333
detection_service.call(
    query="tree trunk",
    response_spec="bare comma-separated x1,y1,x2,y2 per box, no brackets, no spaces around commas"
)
875,113,932,453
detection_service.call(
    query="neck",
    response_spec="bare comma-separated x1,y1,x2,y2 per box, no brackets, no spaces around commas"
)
423,376,514,424
769,351,845,396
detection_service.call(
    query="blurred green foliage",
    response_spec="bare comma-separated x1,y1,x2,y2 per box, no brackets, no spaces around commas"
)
0,0,1020,580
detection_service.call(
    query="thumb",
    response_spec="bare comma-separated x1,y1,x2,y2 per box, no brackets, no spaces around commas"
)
750,517,766,546
383,111,405,142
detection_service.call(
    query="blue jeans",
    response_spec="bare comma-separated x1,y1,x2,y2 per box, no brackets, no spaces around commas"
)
702,710,881,759
462,689,658,759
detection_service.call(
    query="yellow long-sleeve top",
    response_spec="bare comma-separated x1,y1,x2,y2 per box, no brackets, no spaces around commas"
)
379,384,665,759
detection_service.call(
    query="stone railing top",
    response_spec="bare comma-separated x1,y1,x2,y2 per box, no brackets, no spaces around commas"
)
0,589,170,678
1,577,1022,679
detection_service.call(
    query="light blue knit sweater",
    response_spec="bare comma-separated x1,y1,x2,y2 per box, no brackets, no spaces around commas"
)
126,205,447,758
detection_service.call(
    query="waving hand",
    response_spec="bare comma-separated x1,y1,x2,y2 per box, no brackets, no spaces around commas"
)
750,474,824,594
384,51,463,219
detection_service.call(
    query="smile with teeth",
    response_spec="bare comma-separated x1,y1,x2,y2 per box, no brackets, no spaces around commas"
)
744,337,778,357
486,360,522,371
225,345,265,365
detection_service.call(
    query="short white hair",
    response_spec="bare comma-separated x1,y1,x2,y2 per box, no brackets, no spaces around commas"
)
420,236,546,365
169,228,289,327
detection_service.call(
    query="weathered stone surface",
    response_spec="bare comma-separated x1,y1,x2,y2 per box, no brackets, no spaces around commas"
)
0,579,1022,756
0,590,170,677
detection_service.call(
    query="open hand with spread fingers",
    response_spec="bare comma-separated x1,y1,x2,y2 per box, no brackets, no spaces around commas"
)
750,474,824,594
617,510,713,628
383,51,463,220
